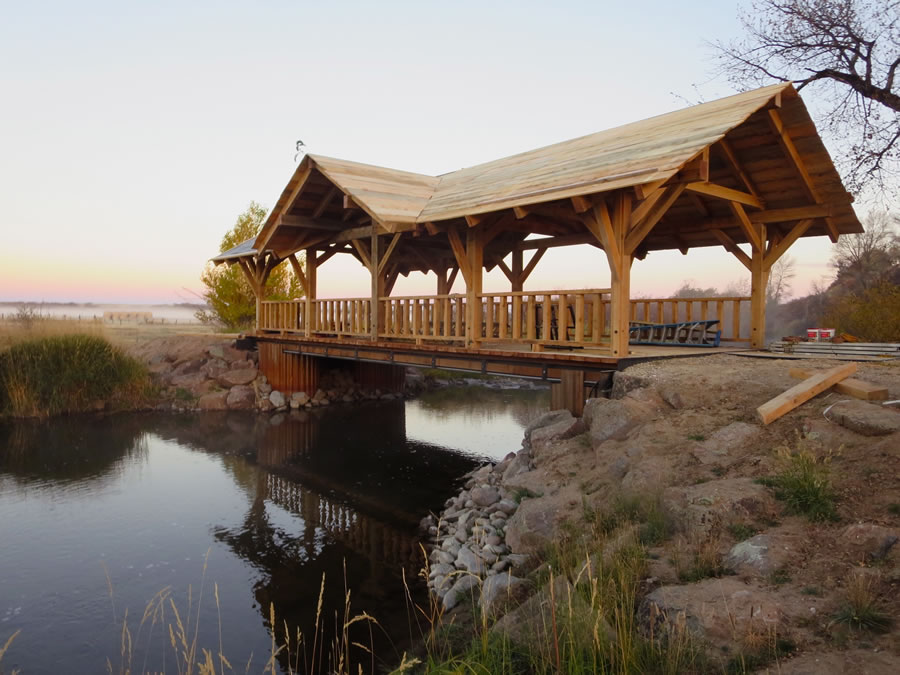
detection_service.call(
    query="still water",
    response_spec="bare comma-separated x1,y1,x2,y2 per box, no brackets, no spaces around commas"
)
0,386,547,674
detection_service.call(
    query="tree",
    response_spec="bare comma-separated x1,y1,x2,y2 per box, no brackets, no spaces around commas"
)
830,209,900,289
196,202,302,330
767,255,797,304
714,0,900,193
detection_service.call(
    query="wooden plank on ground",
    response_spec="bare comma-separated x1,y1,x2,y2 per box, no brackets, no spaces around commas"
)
788,367,888,401
757,363,857,425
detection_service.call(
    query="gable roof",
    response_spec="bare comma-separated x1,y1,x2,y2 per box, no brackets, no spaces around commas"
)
245,82,860,271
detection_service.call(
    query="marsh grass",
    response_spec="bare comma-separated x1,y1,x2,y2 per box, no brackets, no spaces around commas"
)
0,629,21,675
416,497,705,674
104,553,399,675
0,334,150,417
760,439,839,522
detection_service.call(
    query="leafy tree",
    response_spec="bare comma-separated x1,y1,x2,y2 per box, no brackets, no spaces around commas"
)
823,281,900,339
196,202,302,330
713,0,900,193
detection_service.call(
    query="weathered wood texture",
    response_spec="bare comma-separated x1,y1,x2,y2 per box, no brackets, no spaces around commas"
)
258,342,321,394
551,370,586,416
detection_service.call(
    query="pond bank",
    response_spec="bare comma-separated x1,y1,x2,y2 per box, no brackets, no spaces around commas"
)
416,354,900,673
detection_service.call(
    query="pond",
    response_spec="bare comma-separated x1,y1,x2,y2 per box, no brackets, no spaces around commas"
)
0,385,548,674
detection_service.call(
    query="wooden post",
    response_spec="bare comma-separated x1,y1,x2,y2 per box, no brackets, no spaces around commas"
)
750,239,769,349
465,227,483,347
608,192,633,357
305,247,317,337
370,231,381,340
511,249,523,292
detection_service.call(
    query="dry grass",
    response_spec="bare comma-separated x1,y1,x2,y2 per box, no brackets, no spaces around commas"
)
415,500,706,674
0,317,215,350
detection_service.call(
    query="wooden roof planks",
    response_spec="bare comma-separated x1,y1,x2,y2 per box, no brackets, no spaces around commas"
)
757,363,857,425
788,367,889,401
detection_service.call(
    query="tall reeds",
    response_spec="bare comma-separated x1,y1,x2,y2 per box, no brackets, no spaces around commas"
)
0,334,149,417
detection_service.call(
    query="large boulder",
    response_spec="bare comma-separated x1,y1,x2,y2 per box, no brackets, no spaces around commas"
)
504,497,559,554
643,578,783,653
663,478,776,537
583,398,649,447
170,371,208,388
226,385,257,410
842,523,899,563
198,391,229,411
690,422,761,466
825,400,900,436
218,367,259,387
480,574,530,617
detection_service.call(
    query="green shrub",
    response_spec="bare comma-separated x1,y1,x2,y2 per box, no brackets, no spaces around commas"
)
766,444,838,522
0,334,148,417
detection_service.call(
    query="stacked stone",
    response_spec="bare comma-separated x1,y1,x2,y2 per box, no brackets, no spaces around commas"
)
421,450,534,610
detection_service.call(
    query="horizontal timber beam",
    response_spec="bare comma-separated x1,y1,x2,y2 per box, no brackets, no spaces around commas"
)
685,182,763,209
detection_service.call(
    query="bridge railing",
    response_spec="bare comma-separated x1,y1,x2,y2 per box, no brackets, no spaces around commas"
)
260,293,752,344
629,296,751,342
475,289,613,348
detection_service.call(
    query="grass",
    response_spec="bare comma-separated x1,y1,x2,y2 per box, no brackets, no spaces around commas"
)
672,533,728,583
100,552,401,675
417,495,706,674
760,440,839,522
0,334,150,417
831,573,893,633
887,503,900,516
726,523,758,541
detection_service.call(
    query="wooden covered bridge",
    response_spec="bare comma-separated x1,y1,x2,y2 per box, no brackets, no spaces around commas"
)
213,83,862,413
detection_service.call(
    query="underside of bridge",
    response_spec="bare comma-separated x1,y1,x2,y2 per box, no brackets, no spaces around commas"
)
212,83,862,414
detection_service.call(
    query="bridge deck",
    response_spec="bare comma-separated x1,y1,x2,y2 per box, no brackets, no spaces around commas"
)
254,331,747,382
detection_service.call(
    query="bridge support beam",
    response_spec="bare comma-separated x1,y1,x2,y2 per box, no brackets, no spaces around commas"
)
551,369,585,416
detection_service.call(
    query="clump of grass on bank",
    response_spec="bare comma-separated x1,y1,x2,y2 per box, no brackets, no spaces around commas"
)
758,439,839,522
417,495,706,674
0,334,150,417
831,573,893,633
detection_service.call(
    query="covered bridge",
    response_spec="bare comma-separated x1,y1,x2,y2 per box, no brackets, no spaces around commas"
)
212,83,861,409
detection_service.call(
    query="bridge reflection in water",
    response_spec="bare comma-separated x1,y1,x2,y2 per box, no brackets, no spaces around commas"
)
209,400,483,669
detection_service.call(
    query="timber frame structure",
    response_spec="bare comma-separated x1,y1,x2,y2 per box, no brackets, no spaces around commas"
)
212,83,862,411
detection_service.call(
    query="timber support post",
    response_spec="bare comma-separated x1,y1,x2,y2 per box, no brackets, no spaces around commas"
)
305,248,317,337
749,224,768,349
550,369,585,416
465,227,484,347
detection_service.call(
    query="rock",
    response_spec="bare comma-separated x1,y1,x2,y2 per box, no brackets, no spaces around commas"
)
480,574,529,616
219,367,259,387
170,371,208,388
505,498,558,554
471,486,501,508
258,382,273,395
258,399,274,412
826,400,900,436
529,412,582,449
206,345,225,360
433,551,455,566
725,535,773,575
493,577,612,647
584,398,646,446
198,390,228,410
200,358,229,380
443,575,479,611
502,452,532,481
429,563,454,578
496,499,518,516
269,390,286,408
292,391,310,406
455,545,486,575
226,385,256,410
690,422,761,466
842,523,900,563
663,478,775,537
524,410,574,444
643,578,783,654
610,372,650,399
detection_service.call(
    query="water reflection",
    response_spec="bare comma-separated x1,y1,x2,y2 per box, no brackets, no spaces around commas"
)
0,387,545,673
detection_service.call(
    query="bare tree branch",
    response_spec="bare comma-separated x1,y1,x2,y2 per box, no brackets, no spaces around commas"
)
713,0,900,194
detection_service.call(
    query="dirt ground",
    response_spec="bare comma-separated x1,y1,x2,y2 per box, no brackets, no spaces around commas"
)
515,352,900,671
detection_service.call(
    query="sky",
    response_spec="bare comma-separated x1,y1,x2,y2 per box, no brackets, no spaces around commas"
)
0,0,862,304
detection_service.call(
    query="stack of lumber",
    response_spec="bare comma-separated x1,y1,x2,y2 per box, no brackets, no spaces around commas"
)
769,341,900,357
757,364,889,424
